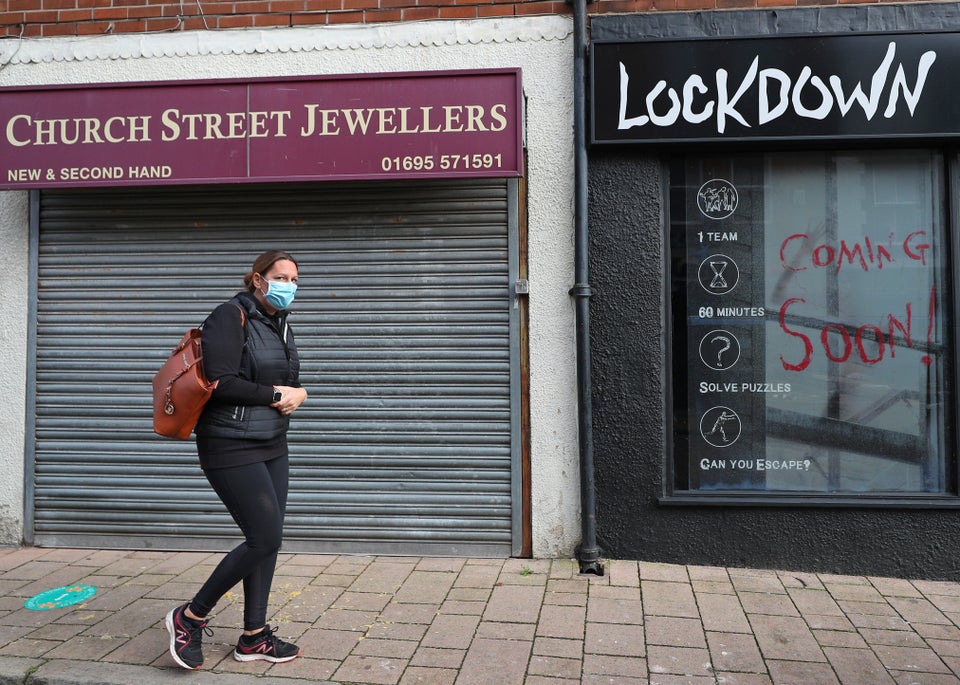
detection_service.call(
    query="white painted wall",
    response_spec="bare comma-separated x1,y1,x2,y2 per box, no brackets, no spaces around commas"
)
0,17,580,557
0,191,29,545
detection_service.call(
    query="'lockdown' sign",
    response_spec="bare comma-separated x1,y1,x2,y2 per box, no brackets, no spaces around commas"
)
591,33,957,144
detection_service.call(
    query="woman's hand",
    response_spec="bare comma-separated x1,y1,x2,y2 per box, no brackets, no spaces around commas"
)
271,386,307,415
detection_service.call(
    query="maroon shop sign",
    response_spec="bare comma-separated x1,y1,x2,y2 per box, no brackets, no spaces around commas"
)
0,69,522,189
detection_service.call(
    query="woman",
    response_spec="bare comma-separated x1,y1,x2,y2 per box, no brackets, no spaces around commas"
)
165,249,307,670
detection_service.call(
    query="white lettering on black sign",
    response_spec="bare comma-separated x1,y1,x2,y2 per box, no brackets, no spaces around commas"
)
618,43,935,134
591,32,958,143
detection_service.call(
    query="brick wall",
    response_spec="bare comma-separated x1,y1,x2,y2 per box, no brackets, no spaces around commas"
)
0,0,913,38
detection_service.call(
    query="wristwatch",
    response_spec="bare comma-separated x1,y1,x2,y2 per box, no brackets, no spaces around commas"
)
272,388,283,403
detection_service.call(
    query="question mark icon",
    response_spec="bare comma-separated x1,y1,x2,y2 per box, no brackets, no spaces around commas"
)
711,335,731,367
699,330,740,371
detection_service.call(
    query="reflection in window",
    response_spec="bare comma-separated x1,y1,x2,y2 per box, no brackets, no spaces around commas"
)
672,151,951,494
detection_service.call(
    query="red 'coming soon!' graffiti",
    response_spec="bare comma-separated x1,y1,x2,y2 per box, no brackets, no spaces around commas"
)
777,230,936,370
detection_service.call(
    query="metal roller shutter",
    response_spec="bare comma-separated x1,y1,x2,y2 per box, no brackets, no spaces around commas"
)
28,179,520,557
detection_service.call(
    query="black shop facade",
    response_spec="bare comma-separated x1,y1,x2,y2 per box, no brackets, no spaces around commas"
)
587,4,960,579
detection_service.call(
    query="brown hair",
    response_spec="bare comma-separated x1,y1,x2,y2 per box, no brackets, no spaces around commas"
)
243,250,299,292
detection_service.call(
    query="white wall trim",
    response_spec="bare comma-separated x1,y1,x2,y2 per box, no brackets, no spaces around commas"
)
0,16,571,66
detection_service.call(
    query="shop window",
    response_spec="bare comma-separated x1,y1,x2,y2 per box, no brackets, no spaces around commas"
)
670,150,952,496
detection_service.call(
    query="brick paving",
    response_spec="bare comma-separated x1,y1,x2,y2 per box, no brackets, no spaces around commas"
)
0,548,958,683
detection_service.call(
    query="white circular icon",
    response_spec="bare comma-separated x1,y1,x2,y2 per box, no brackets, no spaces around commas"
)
699,406,742,448
697,254,739,295
697,179,738,220
699,330,741,371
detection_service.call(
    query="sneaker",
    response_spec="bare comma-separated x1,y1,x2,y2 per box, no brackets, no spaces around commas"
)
233,624,301,663
165,603,211,670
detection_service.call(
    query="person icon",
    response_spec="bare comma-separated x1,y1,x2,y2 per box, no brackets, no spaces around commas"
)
706,410,738,442
699,406,741,448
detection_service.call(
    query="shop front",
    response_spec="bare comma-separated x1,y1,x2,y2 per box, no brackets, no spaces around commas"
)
588,3,960,579
0,18,582,559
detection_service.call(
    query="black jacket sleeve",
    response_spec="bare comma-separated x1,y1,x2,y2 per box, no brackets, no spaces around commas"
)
201,302,275,406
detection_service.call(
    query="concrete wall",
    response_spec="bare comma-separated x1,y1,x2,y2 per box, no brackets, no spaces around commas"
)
0,16,581,557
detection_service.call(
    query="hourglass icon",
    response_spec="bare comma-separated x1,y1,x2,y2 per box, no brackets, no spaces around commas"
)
698,254,739,295
709,261,728,289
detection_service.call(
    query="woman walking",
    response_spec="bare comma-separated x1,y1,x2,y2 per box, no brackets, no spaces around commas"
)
165,249,307,670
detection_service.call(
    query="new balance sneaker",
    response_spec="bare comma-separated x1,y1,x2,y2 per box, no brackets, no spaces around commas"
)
233,625,301,663
165,604,210,670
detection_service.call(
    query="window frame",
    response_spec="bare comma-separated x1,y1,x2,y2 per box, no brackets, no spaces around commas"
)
661,146,960,508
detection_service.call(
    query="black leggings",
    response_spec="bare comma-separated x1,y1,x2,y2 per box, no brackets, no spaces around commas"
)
189,455,289,631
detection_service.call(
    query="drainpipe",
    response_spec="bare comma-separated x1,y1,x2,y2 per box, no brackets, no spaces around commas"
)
569,0,603,576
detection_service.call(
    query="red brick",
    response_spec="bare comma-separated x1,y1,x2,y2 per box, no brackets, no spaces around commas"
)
127,5,164,17
42,0,77,9
271,0,309,10
40,22,79,35
92,7,128,20
364,8,402,20
77,19,111,33
514,0,559,14
216,14,257,27
144,15,180,30
180,16,213,29
476,4,515,15
8,0,40,10
200,1,237,13
327,8,364,21
302,0,340,10
0,13,27,25
591,0,640,13
111,19,148,32
292,11,328,23
239,1,274,11
716,0,756,7
677,0,714,8
24,9,60,22
58,8,92,20
253,13,291,25
439,5,477,16
344,0,380,10
402,5,438,18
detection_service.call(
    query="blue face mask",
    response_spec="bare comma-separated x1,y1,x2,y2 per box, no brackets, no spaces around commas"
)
262,279,297,310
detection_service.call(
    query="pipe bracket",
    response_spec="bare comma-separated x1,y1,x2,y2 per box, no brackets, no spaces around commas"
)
569,283,593,298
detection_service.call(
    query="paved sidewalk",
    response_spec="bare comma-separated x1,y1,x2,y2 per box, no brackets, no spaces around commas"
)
0,548,959,684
